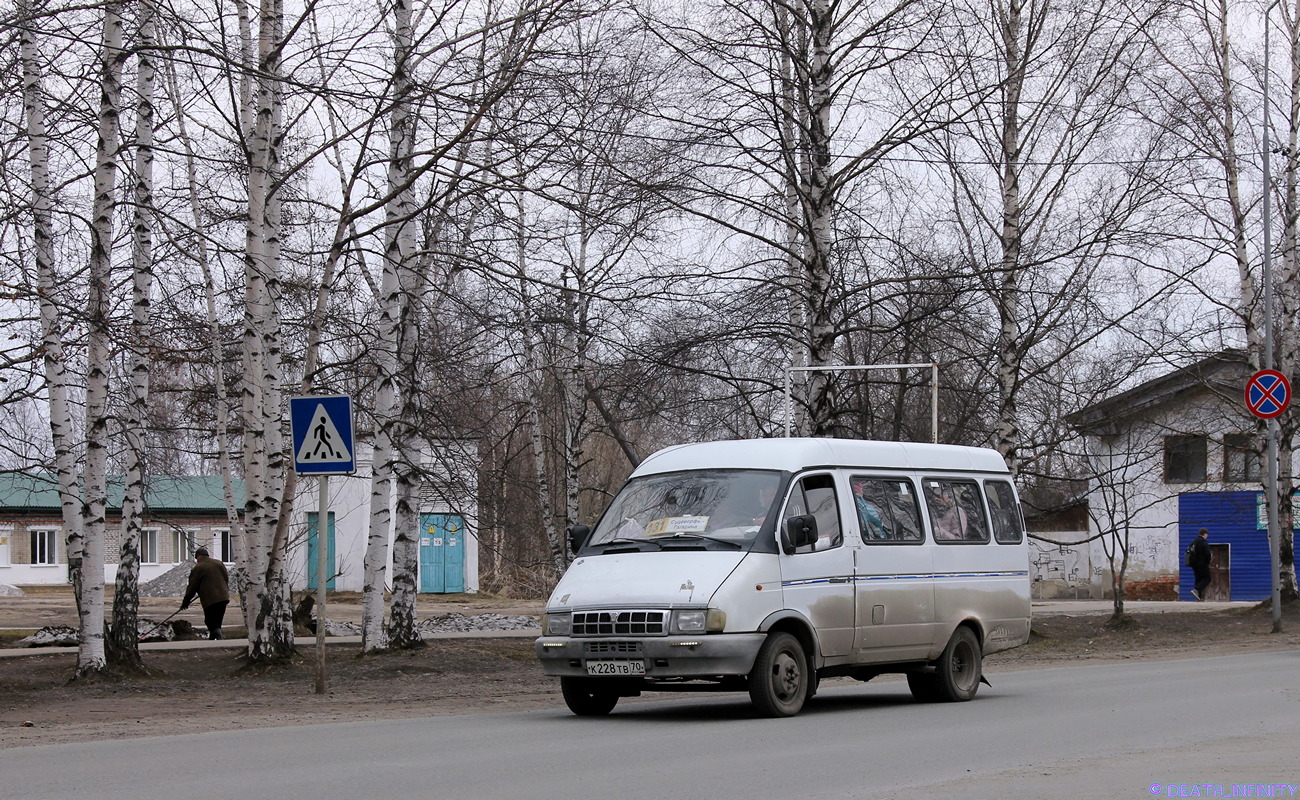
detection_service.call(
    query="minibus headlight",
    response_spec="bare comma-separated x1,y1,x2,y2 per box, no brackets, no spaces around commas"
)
544,612,571,636
674,608,726,633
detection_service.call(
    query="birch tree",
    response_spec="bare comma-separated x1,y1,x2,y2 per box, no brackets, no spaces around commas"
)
108,0,157,669
928,0,1176,476
650,0,967,435
70,0,130,677
1145,0,1300,599
20,0,84,628
240,0,294,660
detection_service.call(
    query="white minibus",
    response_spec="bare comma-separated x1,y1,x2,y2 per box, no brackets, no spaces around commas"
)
535,438,1031,717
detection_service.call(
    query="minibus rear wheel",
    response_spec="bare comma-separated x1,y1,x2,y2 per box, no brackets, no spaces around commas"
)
560,677,620,716
909,626,982,703
748,632,808,717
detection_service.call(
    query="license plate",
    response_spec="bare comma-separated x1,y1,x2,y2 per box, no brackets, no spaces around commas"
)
585,659,646,676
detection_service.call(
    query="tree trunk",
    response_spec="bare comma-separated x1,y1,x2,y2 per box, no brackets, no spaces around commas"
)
110,1,157,670
243,0,293,661
21,0,84,627
993,0,1026,475
804,0,838,436
77,0,128,677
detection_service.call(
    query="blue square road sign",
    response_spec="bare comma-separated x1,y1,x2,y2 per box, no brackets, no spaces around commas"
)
290,395,355,475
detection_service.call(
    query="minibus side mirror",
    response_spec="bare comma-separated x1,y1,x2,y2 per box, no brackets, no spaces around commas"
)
782,515,818,554
568,524,591,554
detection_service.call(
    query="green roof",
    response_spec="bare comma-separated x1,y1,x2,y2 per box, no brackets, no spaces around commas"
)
0,473,243,513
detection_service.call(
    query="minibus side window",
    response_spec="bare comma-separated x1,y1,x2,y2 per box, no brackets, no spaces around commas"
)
923,479,990,543
850,477,924,542
985,480,1025,544
786,474,842,553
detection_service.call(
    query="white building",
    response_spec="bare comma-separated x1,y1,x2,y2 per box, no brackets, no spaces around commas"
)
0,442,479,595
1042,351,1281,602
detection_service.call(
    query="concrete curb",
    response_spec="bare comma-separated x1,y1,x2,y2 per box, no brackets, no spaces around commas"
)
0,628,541,658
0,600,1263,658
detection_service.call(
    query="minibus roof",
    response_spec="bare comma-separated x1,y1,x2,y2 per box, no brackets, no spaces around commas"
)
633,438,1010,477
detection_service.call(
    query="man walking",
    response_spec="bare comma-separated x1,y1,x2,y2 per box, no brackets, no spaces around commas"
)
1189,528,1213,601
181,547,230,639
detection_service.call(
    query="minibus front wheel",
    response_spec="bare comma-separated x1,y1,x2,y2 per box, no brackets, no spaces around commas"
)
560,677,620,716
748,632,808,717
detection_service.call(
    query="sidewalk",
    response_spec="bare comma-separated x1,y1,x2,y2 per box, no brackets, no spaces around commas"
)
0,627,541,658
0,599,1258,658
1031,599,1254,616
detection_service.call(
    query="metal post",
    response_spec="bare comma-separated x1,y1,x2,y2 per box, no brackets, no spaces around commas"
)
1264,2,1283,633
931,363,939,444
314,474,330,693
784,367,794,438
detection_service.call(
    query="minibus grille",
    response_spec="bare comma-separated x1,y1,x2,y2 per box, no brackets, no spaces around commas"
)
572,610,666,636
585,641,643,654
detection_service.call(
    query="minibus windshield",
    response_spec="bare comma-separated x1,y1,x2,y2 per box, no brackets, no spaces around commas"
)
588,469,785,550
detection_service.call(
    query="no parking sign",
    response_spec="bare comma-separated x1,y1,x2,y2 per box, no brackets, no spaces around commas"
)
1245,370,1291,419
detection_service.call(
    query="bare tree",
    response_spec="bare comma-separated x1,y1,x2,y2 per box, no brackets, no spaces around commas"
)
108,0,158,669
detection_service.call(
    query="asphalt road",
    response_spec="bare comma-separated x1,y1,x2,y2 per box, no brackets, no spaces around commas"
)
2,651,1296,800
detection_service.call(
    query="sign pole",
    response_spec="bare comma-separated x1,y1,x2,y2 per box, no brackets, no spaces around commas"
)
1245,370,1288,630
314,474,330,694
289,394,355,693
1264,0,1284,634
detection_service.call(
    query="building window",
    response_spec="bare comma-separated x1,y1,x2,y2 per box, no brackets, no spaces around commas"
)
140,529,159,565
173,530,195,562
1164,435,1208,484
1224,433,1262,483
0,524,11,567
218,529,233,562
30,529,58,565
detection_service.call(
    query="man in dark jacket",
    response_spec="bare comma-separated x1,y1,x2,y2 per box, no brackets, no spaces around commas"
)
181,548,230,639
1189,528,1213,601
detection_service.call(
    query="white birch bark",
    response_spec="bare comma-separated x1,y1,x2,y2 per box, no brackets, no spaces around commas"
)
993,0,1026,476
1274,0,1300,598
242,0,293,659
515,195,566,577
804,0,837,434
110,1,157,667
21,0,83,615
78,0,128,675
359,0,418,651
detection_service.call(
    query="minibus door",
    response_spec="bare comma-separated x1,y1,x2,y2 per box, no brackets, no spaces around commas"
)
778,473,854,658
848,475,936,662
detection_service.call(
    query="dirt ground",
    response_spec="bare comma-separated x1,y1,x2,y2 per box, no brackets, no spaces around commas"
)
1,592,1298,750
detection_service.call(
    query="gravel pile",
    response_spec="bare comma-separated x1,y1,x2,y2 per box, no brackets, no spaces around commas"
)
417,612,539,633
139,562,194,597
323,619,361,636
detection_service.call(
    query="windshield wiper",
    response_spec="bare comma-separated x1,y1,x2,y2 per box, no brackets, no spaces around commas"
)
667,532,743,549
594,537,663,551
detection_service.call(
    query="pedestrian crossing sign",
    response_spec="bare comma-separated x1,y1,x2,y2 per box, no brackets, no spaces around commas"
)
290,395,355,475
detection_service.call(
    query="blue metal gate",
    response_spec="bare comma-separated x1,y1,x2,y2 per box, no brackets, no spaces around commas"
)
418,514,465,593
1178,491,1276,601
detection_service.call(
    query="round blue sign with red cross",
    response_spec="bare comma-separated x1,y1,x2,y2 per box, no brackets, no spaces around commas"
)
1245,369,1291,419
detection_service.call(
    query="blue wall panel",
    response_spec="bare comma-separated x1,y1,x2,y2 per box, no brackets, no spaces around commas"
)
1177,491,1275,601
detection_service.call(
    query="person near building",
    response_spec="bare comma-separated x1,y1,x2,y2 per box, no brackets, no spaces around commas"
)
1189,528,1213,601
181,547,230,639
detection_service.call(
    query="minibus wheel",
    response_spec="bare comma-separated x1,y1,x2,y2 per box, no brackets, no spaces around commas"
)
560,677,620,716
915,626,982,702
748,632,808,717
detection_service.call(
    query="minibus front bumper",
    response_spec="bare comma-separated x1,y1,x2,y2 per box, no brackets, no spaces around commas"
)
535,633,767,678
